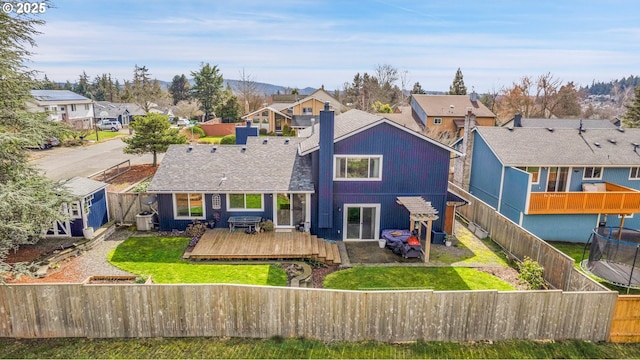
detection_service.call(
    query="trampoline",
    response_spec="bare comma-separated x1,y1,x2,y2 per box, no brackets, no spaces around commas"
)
582,227,640,289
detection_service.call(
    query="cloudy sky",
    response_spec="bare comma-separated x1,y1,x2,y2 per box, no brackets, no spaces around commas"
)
28,0,640,92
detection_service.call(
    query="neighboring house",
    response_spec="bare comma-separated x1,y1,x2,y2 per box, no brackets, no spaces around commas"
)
94,101,146,126
148,105,461,242
242,89,347,134
501,114,619,129
28,90,95,130
48,177,110,237
466,125,640,242
410,93,496,137
379,106,425,133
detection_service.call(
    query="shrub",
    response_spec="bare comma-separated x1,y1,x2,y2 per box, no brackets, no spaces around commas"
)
259,128,268,135
259,219,274,232
516,256,545,290
282,124,291,136
63,138,84,147
220,134,236,145
131,179,150,193
190,125,206,137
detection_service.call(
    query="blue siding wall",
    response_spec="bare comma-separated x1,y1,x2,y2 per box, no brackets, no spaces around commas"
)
500,168,529,223
469,134,502,208
87,188,109,230
157,193,273,231
312,121,450,240
410,96,427,125
70,189,109,236
522,214,598,242
317,105,334,228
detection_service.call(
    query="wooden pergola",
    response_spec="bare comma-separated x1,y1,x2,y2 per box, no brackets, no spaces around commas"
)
396,196,439,262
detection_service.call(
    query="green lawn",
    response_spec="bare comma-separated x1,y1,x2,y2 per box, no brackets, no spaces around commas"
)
108,236,287,285
2,337,640,359
198,136,224,144
83,130,123,141
323,266,515,291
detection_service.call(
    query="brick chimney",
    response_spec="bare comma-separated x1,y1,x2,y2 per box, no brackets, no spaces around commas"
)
318,102,334,228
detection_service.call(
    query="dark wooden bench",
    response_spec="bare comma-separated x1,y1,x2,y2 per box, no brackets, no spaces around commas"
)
228,216,262,232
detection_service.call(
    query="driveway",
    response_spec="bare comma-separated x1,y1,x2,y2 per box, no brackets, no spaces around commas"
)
30,135,163,181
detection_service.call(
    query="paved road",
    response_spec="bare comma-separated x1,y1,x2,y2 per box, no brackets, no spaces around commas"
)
31,135,164,181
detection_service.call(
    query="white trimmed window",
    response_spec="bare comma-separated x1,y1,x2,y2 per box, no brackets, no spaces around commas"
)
227,193,263,211
334,155,382,181
174,193,205,219
70,104,76,111
433,118,442,125
212,194,221,209
69,202,82,219
84,104,90,110
516,166,540,184
583,167,603,180
630,167,640,180
302,107,313,115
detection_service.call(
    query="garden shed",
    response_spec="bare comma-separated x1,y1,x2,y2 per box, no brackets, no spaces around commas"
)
48,177,109,238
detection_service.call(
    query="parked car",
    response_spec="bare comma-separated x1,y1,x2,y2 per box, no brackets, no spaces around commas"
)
176,118,189,126
28,135,60,150
96,120,122,131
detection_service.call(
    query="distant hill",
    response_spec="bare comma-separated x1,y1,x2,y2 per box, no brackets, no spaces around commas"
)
158,79,316,96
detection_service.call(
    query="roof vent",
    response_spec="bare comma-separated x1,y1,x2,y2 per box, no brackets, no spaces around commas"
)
547,127,554,132
633,142,639,151
187,145,193,152
262,139,268,145
241,145,247,152
284,138,290,145
618,126,625,133
211,146,217,153
507,127,514,131
609,139,617,144
594,142,601,147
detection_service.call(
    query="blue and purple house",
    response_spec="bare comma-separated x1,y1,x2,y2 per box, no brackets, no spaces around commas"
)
148,104,461,242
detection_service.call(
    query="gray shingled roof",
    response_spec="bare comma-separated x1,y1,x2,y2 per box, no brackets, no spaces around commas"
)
412,94,496,118
94,101,146,118
476,126,640,166
31,90,90,102
298,109,460,155
501,117,617,129
63,177,108,197
148,137,314,193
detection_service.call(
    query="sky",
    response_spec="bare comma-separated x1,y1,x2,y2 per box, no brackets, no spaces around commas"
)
25,0,640,93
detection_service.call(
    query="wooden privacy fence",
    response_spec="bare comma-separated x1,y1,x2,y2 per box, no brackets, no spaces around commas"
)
108,192,152,224
610,295,640,343
0,284,616,341
449,183,608,292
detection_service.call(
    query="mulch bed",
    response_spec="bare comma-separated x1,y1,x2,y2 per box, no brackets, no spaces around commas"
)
106,164,157,192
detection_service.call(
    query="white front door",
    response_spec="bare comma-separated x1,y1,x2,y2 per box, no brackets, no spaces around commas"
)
343,204,380,240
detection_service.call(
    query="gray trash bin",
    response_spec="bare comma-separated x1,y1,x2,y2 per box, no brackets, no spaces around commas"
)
136,212,153,231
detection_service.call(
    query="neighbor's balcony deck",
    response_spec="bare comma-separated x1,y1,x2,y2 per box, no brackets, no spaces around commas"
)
528,182,640,215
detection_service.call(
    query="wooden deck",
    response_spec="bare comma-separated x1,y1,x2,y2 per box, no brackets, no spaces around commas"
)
188,228,341,264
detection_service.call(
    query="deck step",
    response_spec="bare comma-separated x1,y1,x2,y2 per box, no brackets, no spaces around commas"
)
330,243,341,265
311,235,319,256
317,238,327,261
324,241,334,263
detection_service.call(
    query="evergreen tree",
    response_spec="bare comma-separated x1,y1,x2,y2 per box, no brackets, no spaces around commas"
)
169,74,191,105
411,82,426,94
0,10,73,272
448,68,467,95
216,87,242,122
190,63,224,120
132,65,154,111
122,113,187,166
623,86,640,128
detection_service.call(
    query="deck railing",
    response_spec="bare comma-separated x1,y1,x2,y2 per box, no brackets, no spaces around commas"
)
528,182,640,214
